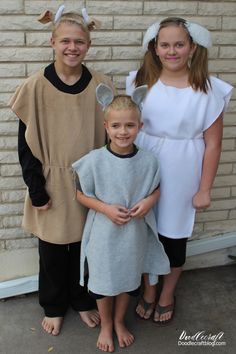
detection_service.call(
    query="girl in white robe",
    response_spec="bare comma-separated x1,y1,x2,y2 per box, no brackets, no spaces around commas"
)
126,17,233,325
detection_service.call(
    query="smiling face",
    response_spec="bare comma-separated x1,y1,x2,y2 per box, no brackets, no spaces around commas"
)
155,25,196,74
104,108,143,155
50,22,91,70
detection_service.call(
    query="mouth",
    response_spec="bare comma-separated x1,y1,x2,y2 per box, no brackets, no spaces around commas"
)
117,137,130,141
65,53,79,58
166,57,179,61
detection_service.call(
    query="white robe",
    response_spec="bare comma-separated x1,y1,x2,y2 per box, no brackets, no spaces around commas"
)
72,147,170,296
126,73,233,238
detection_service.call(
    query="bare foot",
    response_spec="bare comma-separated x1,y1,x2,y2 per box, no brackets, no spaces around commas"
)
97,324,114,352
114,321,134,348
41,316,63,336
79,309,100,328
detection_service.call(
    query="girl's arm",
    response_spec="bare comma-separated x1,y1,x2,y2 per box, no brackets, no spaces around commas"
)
76,190,130,225
193,113,223,210
129,186,160,218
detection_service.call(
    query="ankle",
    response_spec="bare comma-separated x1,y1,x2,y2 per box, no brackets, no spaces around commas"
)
159,292,175,304
143,290,156,303
101,319,113,329
114,318,125,327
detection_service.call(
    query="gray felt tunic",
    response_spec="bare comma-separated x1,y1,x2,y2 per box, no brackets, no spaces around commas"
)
72,147,170,296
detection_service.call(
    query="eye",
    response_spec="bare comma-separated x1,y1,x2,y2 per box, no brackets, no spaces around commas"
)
61,39,69,44
76,40,86,45
176,42,184,48
160,43,168,48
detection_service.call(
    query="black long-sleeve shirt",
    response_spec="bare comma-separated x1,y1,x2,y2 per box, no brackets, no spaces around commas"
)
18,63,92,206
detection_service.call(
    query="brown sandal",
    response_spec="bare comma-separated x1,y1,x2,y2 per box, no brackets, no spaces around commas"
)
153,296,176,325
136,297,155,320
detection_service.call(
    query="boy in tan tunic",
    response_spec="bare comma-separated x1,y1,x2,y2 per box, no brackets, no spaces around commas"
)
9,6,113,336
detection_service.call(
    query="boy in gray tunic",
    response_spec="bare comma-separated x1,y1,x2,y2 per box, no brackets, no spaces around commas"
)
72,85,170,352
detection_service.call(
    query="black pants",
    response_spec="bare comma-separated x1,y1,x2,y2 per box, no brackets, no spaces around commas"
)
38,239,96,317
158,234,188,267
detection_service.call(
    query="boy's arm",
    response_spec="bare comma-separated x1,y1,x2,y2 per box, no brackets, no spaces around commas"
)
129,186,160,218
77,190,130,225
18,120,51,209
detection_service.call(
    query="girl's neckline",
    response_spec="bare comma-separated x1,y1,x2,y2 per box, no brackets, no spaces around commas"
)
158,79,191,90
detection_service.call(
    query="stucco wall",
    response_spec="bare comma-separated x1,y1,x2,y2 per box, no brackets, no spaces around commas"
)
0,0,235,281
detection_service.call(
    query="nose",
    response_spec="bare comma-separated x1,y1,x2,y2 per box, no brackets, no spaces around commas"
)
120,126,128,134
168,46,176,55
68,41,76,50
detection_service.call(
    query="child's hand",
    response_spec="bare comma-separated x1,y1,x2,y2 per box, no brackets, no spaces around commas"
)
104,204,131,225
33,200,52,211
192,190,211,210
129,197,153,219
130,188,160,219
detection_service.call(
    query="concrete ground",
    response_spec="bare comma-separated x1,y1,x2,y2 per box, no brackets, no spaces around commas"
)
0,264,236,354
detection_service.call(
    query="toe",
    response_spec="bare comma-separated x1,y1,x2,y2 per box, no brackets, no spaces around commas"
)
136,306,144,318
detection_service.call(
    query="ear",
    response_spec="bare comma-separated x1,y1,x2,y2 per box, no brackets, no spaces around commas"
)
50,36,56,49
131,85,148,111
87,40,91,51
190,42,197,56
87,19,102,31
96,84,114,109
38,10,53,24
103,120,109,136
154,40,159,56
155,46,159,56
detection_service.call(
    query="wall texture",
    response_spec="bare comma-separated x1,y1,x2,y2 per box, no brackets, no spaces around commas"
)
0,0,235,281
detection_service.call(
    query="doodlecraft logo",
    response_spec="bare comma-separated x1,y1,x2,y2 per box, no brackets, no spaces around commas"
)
178,330,226,347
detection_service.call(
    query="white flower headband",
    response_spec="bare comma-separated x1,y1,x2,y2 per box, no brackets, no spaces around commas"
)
96,84,148,111
38,4,101,30
143,19,212,51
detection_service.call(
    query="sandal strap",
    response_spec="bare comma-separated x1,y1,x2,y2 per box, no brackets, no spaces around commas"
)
139,297,155,312
155,300,175,315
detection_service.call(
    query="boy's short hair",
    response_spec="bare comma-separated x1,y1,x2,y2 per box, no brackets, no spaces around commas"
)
104,95,141,120
52,12,90,41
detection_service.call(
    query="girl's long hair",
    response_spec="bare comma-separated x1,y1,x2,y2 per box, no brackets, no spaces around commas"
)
135,17,210,93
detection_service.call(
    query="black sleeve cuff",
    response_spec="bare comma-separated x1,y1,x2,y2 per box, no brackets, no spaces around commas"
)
30,189,50,207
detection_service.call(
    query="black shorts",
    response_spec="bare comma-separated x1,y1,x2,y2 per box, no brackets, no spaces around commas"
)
89,286,141,300
159,234,188,267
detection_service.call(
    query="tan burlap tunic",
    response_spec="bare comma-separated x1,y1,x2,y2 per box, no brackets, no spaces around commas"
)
9,68,113,244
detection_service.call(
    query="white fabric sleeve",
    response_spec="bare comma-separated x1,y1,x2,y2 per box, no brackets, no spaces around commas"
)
125,71,137,95
203,76,233,131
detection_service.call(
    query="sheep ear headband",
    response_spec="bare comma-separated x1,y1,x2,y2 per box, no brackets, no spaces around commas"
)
38,5,101,30
96,84,148,111
143,19,212,51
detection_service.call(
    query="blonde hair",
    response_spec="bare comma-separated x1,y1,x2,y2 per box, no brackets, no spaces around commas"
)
52,12,90,41
104,95,141,120
136,17,210,93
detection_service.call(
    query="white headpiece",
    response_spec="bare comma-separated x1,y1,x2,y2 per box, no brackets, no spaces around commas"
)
143,19,212,51
54,4,65,23
38,5,101,30
96,84,148,111
54,5,92,25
